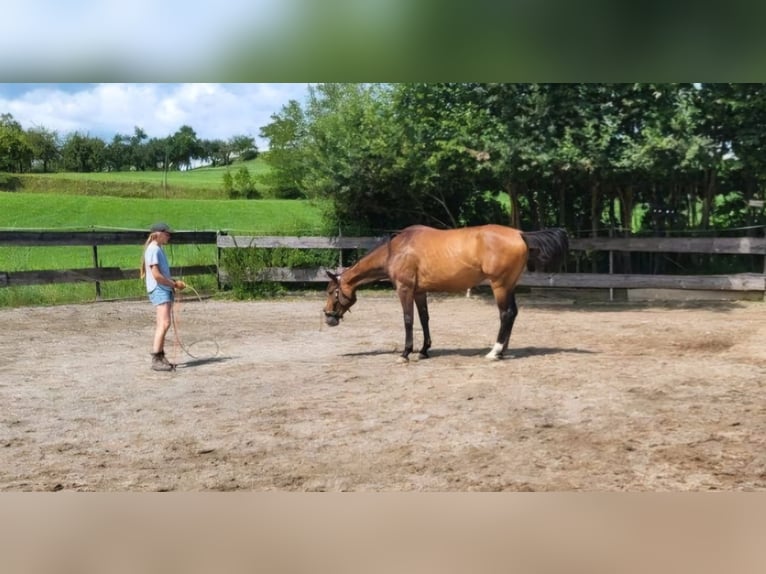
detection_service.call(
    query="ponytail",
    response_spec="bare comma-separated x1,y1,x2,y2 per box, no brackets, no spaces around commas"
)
139,232,161,279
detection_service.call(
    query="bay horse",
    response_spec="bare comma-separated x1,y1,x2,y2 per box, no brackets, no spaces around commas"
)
323,224,569,361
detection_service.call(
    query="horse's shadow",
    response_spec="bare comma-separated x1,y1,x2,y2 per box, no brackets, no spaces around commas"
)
506,346,595,358
342,346,594,359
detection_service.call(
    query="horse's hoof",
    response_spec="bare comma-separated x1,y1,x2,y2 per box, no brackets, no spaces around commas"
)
486,343,505,361
418,352,429,360
397,356,410,364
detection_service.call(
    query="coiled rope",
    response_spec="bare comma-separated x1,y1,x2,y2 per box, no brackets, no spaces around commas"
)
170,282,221,363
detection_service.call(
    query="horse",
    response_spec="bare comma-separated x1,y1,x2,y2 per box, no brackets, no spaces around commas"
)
323,224,569,361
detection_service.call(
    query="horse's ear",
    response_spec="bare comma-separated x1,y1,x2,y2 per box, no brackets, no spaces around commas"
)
325,270,338,282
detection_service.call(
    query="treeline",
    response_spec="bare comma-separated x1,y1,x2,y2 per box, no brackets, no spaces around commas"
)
5,83,766,241
259,83,766,238
0,115,258,174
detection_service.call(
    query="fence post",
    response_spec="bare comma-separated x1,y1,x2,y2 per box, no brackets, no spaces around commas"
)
608,226,614,302
92,243,102,300
216,231,222,290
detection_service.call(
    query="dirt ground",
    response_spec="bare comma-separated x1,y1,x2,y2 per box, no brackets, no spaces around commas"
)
1,290,765,491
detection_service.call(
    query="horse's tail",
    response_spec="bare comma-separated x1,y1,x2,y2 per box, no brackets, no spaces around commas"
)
521,228,569,272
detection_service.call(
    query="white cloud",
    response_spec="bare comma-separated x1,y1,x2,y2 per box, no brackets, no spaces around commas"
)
1,1,287,76
0,83,310,149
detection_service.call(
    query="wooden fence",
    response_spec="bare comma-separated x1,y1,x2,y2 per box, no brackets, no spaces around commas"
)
0,230,217,298
215,233,766,294
521,236,766,293
1,230,765,297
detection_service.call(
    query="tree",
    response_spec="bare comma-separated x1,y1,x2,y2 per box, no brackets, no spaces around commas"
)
25,126,59,172
301,83,411,230
200,139,228,167
0,113,33,172
697,83,766,230
259,99,310,198
229,134,258,161
391,83,506,228
168,125,203,171
144,137,170,171
128,127,149,170
60,132,106,172
106,134,130,171
200,135,257,167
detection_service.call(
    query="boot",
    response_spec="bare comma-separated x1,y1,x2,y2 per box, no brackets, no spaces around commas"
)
151,351,175,372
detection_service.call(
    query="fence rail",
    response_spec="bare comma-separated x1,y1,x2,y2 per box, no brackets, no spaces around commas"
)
570,236,766,255
0,230,217,246
1,230,765,296
216,235,385,250
0,230,217,296
0,265,216,288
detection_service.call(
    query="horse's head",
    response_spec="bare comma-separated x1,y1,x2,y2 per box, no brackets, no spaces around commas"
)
323,271,356,326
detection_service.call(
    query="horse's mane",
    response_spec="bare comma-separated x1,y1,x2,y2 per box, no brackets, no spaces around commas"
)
521,228,569,271
368,227,415,255
363,233,393,257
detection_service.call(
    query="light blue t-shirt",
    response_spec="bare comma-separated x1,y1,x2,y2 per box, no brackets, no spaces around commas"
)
144,241,172,293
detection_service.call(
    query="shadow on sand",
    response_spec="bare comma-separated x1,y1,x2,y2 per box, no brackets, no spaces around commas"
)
342,346,595,360
176,356,233,369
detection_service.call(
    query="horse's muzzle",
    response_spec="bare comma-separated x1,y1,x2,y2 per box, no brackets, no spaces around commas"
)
324,314,340,327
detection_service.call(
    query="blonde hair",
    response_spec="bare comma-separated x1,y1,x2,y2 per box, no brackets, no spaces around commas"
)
139,232,163,279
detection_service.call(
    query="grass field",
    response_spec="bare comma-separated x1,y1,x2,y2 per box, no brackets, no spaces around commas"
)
1,160,330,306
0,193,327,235
15,157,275,199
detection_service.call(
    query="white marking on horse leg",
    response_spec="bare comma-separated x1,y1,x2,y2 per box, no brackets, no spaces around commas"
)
485,343,504,360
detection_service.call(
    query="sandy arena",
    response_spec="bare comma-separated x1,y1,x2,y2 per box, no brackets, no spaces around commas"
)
1,292,764,491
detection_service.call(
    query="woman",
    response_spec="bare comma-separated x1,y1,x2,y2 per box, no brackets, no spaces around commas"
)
141,222,186,371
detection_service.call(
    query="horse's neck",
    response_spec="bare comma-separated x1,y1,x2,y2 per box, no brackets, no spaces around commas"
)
342,249,389,291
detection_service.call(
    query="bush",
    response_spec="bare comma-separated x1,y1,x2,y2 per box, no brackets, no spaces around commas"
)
223,166,261,199
219,245,339,299
0,173,22,191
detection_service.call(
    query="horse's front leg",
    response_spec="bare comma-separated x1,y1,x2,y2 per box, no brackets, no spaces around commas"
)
415,292,431,359
487,289,518,360
397,287,415,362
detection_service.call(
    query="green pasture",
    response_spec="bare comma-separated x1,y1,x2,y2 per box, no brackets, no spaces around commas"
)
0,192,327,234
16,158,274,199
0,190,329,306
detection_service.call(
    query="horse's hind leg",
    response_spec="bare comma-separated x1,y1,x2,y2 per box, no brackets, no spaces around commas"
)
487,289,518,360
501,292,519,352
397,287,416,362
415,292,431,359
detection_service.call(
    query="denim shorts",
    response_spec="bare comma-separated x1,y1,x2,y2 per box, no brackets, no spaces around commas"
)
148,287,174,306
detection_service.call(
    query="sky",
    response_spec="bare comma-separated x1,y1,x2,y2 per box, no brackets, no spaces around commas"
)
1,1,763,84
0,83,311,150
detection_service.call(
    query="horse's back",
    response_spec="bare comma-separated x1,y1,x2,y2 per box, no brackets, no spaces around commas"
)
387,224,527,291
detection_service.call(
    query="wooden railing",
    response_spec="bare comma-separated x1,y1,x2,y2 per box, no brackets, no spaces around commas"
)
1,230,765,296
527,236,766,292
0,230,217,298
216,234,766,293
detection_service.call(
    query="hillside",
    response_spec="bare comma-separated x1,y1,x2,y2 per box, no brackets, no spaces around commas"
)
11,157,273,200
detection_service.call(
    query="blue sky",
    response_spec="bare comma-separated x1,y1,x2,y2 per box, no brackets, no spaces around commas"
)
0,83,310,150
